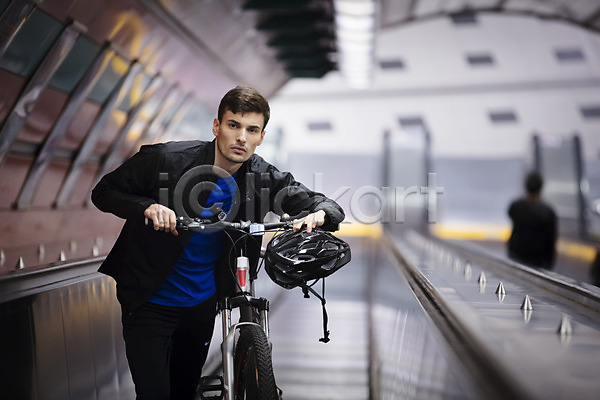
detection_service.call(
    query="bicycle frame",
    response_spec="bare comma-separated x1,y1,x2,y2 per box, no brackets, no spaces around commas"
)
177,217,288,400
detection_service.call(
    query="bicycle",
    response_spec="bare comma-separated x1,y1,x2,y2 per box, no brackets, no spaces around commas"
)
176,214,292,400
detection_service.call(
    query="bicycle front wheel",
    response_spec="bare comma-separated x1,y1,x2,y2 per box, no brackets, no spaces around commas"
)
234,324,279,400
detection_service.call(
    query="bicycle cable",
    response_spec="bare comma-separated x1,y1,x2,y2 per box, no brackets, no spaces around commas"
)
223,226,287,303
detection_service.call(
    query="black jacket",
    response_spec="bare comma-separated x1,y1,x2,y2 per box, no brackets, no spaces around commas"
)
92,140,345,314
508,198,557,269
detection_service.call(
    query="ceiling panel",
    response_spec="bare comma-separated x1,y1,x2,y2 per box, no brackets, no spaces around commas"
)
137,0,600,95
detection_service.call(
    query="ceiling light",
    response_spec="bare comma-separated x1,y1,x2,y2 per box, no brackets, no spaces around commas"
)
334,0,377,89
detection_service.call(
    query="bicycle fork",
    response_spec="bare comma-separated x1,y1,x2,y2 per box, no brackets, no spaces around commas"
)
218,255,271,400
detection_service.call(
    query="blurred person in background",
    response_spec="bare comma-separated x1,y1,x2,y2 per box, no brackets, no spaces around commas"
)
507,171,557,269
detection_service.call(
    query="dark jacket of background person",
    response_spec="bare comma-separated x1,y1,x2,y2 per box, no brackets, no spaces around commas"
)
92,139,345,315
507,194,557,269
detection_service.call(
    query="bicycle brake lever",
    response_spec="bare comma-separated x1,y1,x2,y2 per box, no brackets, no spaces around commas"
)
176,216,211,231
280,210,310,222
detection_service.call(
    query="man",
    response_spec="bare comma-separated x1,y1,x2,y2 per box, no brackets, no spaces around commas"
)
507,171,557,269
92,85,345,400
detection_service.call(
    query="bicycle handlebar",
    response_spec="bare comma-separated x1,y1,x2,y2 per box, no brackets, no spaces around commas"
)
174,210,313,233
176,217,293,234
145,209,310,235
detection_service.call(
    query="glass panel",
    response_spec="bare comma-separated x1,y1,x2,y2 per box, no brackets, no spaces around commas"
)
87,55,127,105
169,100,213,141
585,160,600,240
48,35,101,93
537,135,581,237
160,96,181,127
0,9,62,77
0,0,10,13
384,118,430,229
118,72,152,112
136,83,165,122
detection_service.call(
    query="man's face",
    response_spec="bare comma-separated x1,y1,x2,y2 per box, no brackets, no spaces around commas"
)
213,110,266,170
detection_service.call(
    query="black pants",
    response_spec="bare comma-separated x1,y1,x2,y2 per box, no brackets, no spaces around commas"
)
122,296,217,400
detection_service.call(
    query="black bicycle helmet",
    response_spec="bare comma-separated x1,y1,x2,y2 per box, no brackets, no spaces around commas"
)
264,228,351,289
265,228,351,343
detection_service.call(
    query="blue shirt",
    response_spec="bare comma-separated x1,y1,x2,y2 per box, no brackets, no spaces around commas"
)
149,173,237,307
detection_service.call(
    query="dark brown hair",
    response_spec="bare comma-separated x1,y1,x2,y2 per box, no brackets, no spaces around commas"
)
217,85,270,130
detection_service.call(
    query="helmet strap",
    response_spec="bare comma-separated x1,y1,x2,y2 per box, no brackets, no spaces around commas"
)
301,280,330,343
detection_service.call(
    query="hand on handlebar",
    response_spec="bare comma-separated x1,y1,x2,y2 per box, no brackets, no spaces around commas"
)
144,204,179,236
293,210,326,233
